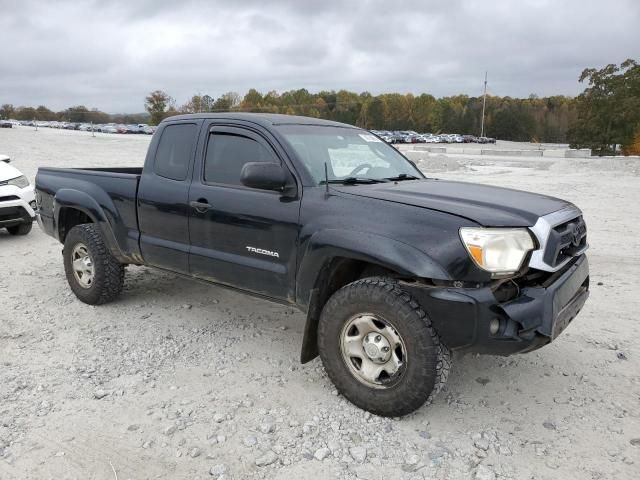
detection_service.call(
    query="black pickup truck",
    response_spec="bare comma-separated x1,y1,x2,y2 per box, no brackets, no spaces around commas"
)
35,113,589,416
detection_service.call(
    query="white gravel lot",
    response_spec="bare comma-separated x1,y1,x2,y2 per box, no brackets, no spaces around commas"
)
1,126,639,480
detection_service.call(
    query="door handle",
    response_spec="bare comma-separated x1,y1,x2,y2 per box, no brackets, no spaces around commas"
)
190,200,211,213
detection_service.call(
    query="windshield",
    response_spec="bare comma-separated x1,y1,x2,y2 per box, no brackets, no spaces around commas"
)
277,125,423,184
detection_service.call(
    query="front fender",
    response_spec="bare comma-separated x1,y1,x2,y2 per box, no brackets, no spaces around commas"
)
296,228,451,307
296,229,452,363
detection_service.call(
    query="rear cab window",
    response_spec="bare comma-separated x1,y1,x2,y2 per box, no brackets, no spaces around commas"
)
154,123,198,181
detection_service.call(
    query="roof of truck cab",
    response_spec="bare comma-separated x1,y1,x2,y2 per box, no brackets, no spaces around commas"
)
162,112,358,129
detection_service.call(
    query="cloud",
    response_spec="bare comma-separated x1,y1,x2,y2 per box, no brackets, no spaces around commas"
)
1,0,638,112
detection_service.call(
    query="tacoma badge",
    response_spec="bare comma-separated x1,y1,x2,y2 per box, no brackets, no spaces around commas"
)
246,246,280,258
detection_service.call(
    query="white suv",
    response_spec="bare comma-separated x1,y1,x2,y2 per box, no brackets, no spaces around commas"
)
0,155,35,235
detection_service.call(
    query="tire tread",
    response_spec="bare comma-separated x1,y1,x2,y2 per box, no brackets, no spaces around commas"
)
318,277,451,417
63,224,124,305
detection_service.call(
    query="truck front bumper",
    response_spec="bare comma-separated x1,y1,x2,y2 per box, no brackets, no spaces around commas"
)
402,254,589,355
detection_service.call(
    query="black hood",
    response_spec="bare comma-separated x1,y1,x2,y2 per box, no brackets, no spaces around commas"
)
333,179,570,226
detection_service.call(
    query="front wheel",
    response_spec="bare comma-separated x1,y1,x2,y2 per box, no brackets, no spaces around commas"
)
63,224,125,305
318,277,450,417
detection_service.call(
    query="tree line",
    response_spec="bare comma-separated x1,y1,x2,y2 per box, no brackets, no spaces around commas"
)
2,59,638,155
0,104,148,125
144,59,639,153
143,89,578,144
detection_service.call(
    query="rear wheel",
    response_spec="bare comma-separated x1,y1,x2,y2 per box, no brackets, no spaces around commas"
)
63,224,124,305
6,222,33,236
318,277,450,417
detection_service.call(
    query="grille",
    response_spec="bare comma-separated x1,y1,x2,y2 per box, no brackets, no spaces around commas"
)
0,206,28,222
542,216,588,268
0,195,20,202
529,206,589,272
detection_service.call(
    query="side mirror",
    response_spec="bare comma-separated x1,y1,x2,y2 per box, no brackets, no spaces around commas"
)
240,162,288,191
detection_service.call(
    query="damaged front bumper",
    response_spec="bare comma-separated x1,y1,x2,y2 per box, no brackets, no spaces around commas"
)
402,254,589,355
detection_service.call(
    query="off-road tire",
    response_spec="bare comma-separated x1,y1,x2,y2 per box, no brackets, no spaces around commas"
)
63,224,124,305
318,277,451,417
6,222,33,236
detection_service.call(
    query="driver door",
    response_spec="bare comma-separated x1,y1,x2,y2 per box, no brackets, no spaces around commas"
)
188,125,300,300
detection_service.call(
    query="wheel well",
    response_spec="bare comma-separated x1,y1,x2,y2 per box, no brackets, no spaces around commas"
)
300,257,398,363
318,258,394,307
58,207,93,242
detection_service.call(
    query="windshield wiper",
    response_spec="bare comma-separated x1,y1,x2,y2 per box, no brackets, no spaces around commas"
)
384,173,421,182
322,177,389,185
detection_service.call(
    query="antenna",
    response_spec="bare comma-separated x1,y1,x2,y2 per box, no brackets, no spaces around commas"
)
324,162,330,194
480,71,488,138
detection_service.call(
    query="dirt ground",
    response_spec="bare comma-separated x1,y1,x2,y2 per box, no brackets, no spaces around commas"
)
1,127,639,480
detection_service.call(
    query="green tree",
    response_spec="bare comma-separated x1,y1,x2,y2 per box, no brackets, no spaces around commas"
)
35,105,56,121
241,89,265,111
568,59,640,154
491,101,536,141
63,105,92,123
145,90,174,125
212,91,241,111
180,94,215,113
14,106,36,121
411,94,437,133
381,94,411,130
359,96,386,129
0,104,15,119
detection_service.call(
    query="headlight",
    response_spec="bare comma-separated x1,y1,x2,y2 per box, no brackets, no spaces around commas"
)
7,175,30,189
460,227,535,276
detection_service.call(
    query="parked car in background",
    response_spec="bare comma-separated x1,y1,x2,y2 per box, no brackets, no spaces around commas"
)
101,124,118,134
0,120,13,128
0,155,35,235
125,124,141,134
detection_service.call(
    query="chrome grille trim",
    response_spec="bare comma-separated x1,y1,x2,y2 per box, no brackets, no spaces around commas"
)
528,205,588,272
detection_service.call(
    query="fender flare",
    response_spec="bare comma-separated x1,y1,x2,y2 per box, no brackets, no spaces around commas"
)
296,229,450,306
54,188,126,262
297,229,451,363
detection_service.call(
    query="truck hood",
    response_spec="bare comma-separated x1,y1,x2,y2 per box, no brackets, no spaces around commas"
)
0,161,23,182
333,179,570,226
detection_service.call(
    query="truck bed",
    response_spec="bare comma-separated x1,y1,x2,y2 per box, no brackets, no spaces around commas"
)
35,166,142,262
71,167,143,175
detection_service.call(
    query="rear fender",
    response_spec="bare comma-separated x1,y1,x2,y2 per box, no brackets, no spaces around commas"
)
54,188,128,263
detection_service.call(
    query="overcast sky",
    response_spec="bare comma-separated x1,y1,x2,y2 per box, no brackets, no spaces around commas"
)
2,0,639,112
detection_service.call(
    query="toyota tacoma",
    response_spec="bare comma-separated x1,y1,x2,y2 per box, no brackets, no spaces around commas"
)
35,113,589,416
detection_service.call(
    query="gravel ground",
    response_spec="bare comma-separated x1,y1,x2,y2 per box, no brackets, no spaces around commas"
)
1,127,639,479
